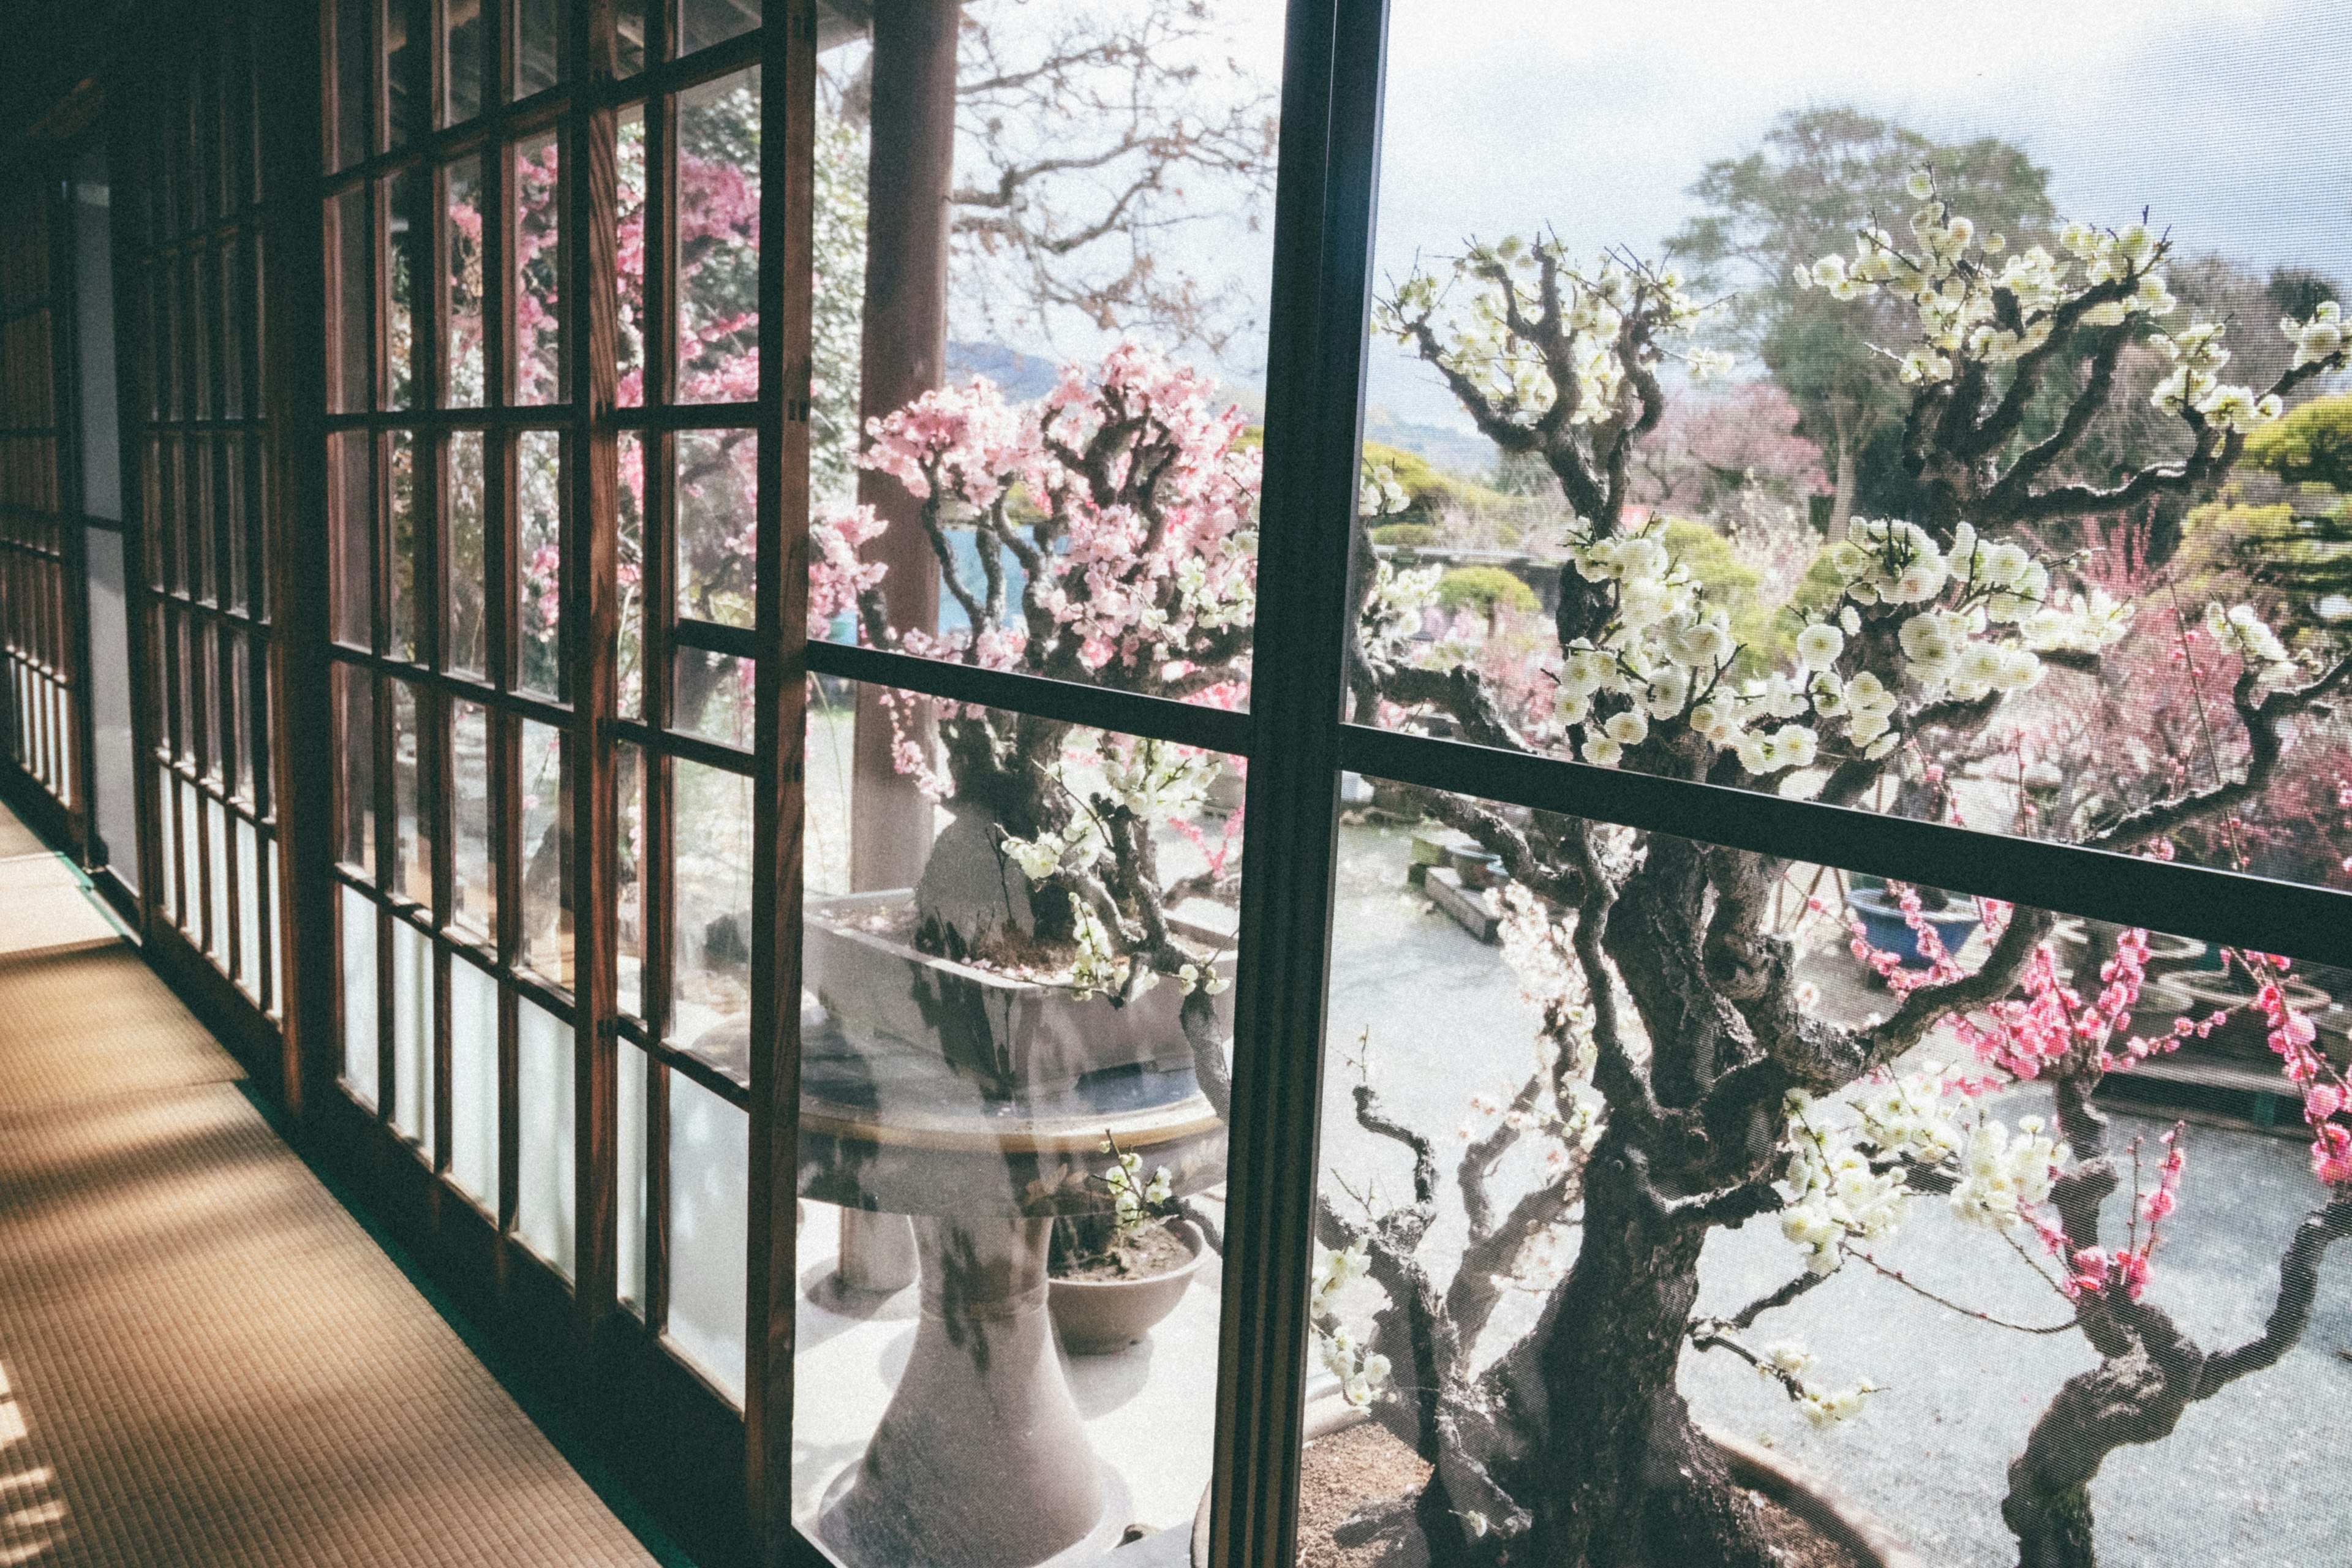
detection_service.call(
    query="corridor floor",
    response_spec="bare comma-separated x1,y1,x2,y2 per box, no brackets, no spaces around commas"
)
0,804,665,1567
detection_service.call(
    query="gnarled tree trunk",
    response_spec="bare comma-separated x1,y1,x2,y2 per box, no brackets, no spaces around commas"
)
1521,1142,1776,1568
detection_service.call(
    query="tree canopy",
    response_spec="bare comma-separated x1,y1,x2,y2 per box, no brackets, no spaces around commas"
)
1671,107,2056,532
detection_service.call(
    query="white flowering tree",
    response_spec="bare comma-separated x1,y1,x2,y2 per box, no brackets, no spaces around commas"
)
1314,172,2352,1568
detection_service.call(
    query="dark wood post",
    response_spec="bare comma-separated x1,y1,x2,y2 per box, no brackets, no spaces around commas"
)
746,4,816,1556
847,0,958,892
569,0,624,1348
256,0,336,1124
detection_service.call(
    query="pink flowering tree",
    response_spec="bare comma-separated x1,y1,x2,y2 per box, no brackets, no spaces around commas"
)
1302,173,2352,1568
813,343,1258,1115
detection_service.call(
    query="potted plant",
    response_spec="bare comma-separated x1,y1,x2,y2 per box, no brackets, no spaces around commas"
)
1047,1133,1210,1354
807,344,1255,1115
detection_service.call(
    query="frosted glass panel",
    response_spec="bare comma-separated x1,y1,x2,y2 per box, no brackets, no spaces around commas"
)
449,956,500,1208
665,1069,745,1404
235,817,263,1000
85,530,136,879
516,995,576,1276
206,796,230,960
156,769,176,921
390,916,432,1148
177,782,199,935
340,885,379,1107
618,1041,648,1313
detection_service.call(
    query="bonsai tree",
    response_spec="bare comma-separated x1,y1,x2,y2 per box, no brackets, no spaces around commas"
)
1307,170,2352,1567
810,343,1256,1116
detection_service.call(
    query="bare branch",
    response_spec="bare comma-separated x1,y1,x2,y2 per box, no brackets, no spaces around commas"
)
2196,1194,2352,1395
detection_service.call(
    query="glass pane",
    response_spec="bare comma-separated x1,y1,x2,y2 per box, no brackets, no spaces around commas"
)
340,884,379,1106
520,717,573,986
518,430,564,694
331,186,371,412
516,0,562,98
804,675,853,896
74,152,119,519
616,741,645,1017
676,428,753,627
177,777,200,932
1360,0,2352,899
86,529,138,880
389,916,431,1147
669,759,751,1075
516,993,576,1276
256,833,278,1014
618,1040,649,1311
391,679,427,900
388,429,417,659
443,0,484,125
616,0,646,78
809,0,1276,720
206,795,230,964
452,699,495,938
448,430,487,676
450,955,500,1206
1305,782,2352,1568
336,662,376,875
157,769,178,923
664,1067,744,1402
333,0,369,168
675,67,760,405
673,647,752,750
223,434,249,613
791,682,1239,1555
618,107,646,407
235,815,263,998
236,635,260,801
445,153,485,407
385,0,429,148
331,431,372,646
385,168,422,408
618,431,645,717
678,0,756,56
514,134,561,405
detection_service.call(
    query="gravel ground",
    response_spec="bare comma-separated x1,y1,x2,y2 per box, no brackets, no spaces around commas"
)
1317,818,2352,1568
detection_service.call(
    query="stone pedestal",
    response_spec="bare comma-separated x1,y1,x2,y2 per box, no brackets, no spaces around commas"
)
836,1208,919,1295
819,1216,1126,1568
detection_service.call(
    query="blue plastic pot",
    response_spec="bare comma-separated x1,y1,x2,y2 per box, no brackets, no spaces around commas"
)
1845,888,1979,970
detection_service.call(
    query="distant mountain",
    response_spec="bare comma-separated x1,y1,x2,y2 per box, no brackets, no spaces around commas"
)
1363,407,1501,482
945,341,1063,401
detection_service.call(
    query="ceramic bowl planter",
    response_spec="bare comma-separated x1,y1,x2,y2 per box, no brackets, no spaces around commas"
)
1447,843,1506,890
1845,888,1979,970
2050,918,2207,983
2146,968,2334,1063
1048,1219,1208,1355
804,891,1237,1098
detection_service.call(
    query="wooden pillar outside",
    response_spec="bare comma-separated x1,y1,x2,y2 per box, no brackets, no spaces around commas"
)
847,0,959,892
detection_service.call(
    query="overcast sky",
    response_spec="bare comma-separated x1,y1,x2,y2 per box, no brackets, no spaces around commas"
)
1355,0,2352,430
957,0,2352,445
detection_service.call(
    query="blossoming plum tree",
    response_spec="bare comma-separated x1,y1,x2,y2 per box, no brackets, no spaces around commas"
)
1305,172,2352,1568
815,343,1257,1115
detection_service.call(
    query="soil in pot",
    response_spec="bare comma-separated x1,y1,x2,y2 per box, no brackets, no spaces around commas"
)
1055,1221,1196,1283
1293,1423,1863,1568
1049,1219,1207,1354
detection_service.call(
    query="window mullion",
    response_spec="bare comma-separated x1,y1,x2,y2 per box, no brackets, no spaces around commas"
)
1213,4,1393,1567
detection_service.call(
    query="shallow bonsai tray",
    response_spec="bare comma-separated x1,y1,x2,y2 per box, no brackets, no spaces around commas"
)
2094,1049,2309,1137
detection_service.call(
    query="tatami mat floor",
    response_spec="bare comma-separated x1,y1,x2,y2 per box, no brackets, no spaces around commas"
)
0,801,665,1567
